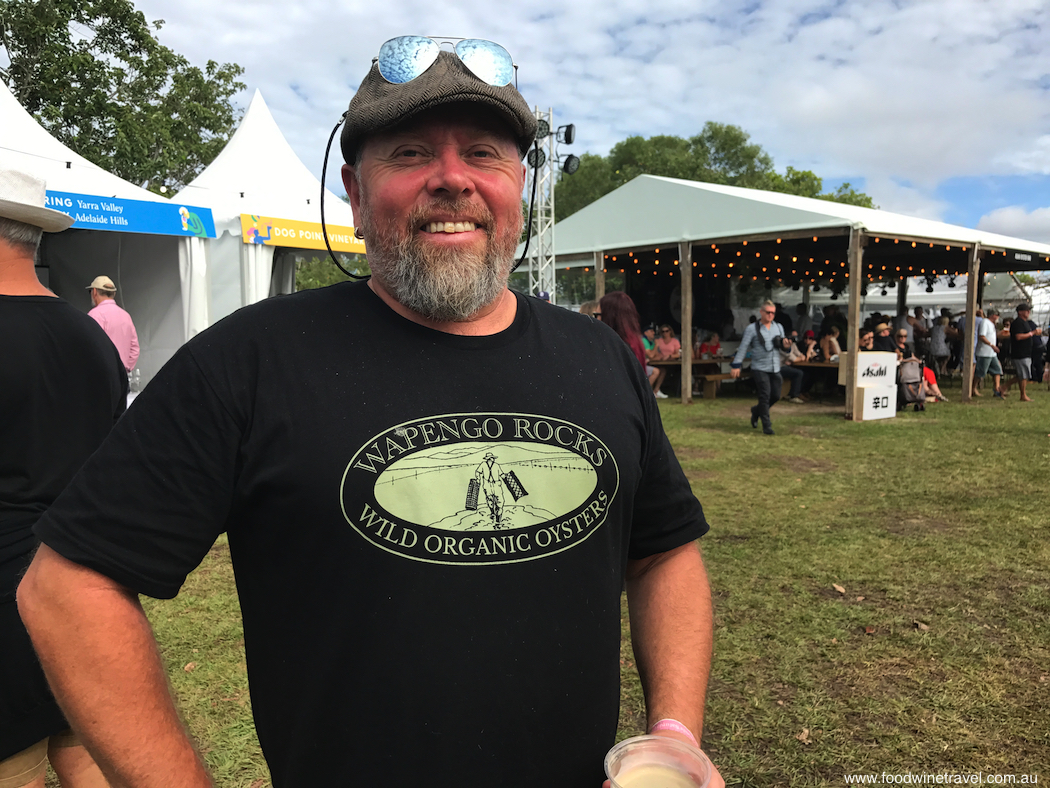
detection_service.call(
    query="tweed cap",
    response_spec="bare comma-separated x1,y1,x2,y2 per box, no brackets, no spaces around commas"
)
340,50,537,165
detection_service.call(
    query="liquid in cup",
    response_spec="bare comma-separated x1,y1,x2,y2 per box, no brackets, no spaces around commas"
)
605,735,711,788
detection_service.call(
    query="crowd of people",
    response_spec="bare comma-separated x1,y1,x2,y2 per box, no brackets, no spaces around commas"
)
586,294,1046,418
857,303,1047,403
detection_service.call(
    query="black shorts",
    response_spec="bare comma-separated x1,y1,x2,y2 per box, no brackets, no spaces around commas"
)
0,599,69,761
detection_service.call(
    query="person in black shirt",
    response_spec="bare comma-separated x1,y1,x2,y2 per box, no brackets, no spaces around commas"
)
1001,304,1042,401
17,40,724,788
872,322,897,352
0,169,123,788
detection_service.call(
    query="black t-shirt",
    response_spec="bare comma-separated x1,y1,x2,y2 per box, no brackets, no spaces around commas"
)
873,334,897,353
1010,318,1035,359
36,282,708,787
0,295,126,601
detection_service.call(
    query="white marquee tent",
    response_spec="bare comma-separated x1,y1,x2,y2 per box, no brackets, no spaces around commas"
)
0,79,213,386
175,90,362,324
537,175,1050,409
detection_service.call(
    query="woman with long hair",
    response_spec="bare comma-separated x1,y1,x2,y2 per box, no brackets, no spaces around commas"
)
599,291,661,394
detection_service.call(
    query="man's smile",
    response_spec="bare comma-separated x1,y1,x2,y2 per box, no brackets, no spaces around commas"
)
423,221,479,234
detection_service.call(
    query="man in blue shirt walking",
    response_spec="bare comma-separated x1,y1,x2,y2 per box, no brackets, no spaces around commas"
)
731,300,790,435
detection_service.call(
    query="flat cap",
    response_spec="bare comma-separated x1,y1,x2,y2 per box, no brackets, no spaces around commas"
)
340,50,537,165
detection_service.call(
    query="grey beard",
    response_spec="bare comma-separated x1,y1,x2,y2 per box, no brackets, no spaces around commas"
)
363,200,520,323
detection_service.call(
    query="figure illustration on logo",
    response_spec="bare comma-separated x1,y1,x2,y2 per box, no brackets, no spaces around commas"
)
466,452,529,528
178,206,208,238
343,414,619,565
247,215,272,244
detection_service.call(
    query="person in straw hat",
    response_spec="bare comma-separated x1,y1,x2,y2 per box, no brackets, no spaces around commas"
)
18,37,722,787
0,168,125,788
86,274,139,374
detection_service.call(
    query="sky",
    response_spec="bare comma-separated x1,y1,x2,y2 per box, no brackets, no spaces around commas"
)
131,0,1050,243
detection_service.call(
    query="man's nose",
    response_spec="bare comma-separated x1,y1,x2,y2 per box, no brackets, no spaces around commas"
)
425,149,476,197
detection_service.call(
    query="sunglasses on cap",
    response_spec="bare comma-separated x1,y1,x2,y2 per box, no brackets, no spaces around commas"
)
377,36,516,88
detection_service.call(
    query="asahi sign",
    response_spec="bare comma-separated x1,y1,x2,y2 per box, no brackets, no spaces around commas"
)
855,352,897,388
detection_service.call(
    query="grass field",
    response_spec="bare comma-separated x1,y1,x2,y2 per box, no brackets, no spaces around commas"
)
89,381,1048,787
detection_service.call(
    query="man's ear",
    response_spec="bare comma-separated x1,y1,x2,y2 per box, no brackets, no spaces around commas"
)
343,164,363,226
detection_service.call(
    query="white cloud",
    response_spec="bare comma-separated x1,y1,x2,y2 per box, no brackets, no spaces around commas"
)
125,0,1050,214
977,204,1050,244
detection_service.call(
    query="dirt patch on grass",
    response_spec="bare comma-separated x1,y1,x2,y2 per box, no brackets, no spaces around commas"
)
771,455,836,473
686,470,718,482
882,514,955,536
676,447,718,461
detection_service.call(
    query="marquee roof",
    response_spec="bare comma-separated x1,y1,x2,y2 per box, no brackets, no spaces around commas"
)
544,175,1050,265
175,90,355,230
0,79,166,201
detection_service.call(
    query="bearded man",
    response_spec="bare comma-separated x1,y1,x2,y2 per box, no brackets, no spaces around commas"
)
18,37,722,788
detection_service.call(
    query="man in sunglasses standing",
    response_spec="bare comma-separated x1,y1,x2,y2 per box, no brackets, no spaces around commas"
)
19,38,722,788
730,300,788,435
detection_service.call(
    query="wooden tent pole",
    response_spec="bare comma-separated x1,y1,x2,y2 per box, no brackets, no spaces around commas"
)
845,229,865,420
961,244,981,403
679,241,693,404
594,250,605,301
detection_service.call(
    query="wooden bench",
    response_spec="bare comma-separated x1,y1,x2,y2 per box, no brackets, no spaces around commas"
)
697,371,748,400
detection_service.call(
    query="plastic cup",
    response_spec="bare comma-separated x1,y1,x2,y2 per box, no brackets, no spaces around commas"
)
604,735,712,788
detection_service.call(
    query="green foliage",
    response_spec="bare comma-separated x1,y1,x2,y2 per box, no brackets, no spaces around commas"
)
554,122,875,221
0,0,245,193
294,254,369,291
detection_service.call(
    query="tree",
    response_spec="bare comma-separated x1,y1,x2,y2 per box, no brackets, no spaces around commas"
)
295,254,370,291
0,0,245,193
554,122,875,221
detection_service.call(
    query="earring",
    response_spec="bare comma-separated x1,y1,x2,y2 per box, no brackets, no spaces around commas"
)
354,227,364,240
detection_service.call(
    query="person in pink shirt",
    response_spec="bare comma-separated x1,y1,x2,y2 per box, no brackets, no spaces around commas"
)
86,276,139,373
655,324,681,359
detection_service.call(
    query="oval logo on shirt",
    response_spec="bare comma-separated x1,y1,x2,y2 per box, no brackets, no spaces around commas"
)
340,412,619,565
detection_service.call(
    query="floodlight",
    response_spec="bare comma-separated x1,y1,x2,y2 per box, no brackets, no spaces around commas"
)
535,118,550,139
562,154,580,175
527,148,546,168
557,124,576,144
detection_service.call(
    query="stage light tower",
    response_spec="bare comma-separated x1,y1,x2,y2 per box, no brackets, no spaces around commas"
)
526,108,578,305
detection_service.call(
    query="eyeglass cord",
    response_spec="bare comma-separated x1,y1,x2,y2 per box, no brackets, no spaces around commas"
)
320,112,540,282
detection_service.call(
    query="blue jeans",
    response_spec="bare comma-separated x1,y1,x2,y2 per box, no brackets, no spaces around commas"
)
752,370,783,429
780,365,803,398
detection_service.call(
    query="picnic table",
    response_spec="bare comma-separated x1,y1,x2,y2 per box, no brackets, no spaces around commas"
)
650,356,748,399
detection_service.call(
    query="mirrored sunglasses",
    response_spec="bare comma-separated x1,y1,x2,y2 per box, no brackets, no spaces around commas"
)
377,36,515,88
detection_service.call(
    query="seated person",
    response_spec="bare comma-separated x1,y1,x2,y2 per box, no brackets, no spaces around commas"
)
820,325,842,362
858,327,876,351
800,330,819,360
655,325,681,360
894,329,919,361
697,333,721,358
923,365,949,402
779,335,807,404
640,324,660,391
641,324,657,355
873,322,897,352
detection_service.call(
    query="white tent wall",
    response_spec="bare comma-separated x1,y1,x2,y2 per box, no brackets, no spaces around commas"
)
40,231,184,385
179,236,210,341
242,236,276,305
175,90,358,318
269,249,297,297
207,231,246,323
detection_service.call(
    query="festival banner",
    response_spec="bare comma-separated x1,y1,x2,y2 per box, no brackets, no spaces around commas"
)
239,214,366,254
45,191,216,237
